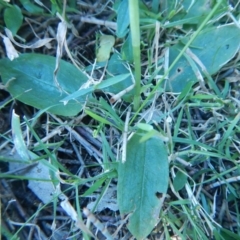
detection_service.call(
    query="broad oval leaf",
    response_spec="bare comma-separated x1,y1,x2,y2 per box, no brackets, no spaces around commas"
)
0,53,88,116
173,170,188,191
165,24,240,92
118,133,169,239
4,5,23,35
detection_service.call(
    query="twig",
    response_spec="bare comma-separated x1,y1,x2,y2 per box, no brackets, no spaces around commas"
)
206,175,240,190
83,207,113,240
80,17,117,30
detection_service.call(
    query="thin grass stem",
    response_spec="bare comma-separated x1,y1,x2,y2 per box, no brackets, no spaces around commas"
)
128,0,141,111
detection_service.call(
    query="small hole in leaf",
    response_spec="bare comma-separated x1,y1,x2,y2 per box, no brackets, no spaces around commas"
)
177,67,182,73
226,44,229,49
155,192,163,199
35,71,42,79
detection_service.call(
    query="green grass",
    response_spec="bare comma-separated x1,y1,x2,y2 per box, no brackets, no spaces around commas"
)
1,0,240,239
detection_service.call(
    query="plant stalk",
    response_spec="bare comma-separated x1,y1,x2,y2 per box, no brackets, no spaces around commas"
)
129,0,141,111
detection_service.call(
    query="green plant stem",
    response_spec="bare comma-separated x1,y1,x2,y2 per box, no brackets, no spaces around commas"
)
129,0,141,111
130,0,223,124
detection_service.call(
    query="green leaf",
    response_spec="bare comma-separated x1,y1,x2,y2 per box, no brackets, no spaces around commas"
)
165,24,240,92
173,170,188,191
61,73,130,103
106,53,134,102
160,0,178,18
96,35,115,62
116,0,129,38
4,5,23,35
151,0,160,13
0,54,88,116
215,228,240,240
118,133,169,239
136,123,153,132
121,33,133,62
171,0,213,24
81,177,107,197
19,0,44,13
85,109,113,126
99,98,124,129
0,0,11,8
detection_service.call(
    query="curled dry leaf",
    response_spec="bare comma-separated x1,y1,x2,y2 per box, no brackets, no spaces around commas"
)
54,21,68,88
5,28,54,49
1,35,19,60
60,197,95,238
